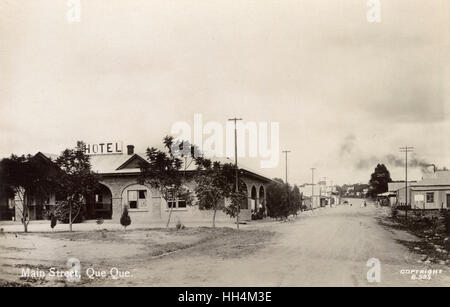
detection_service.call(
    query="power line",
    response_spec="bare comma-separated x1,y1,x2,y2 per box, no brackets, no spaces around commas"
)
399,146,414,215
311,168,316,210
228,117,242,229
282,150,291,183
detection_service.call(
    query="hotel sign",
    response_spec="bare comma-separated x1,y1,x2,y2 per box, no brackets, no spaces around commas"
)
83,141,123,155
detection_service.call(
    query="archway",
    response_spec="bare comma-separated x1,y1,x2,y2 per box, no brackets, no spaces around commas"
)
239,182,248,209
86,184,113,219
259,186,265,211
121,183,152,212
250,186,257,211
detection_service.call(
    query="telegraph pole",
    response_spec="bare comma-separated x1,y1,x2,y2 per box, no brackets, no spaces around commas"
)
282,150,291,184
399,146,414,219
282,150,291,215
311,168,315,210
229,117,242,229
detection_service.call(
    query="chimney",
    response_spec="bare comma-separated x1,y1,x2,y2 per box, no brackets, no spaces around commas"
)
127,145,135,155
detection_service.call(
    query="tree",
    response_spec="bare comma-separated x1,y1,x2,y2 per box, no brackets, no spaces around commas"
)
194,158,235,227
266,179,290,220
0,154,57,232
120,206,131,230
54,141,100,232
224,187,248,223
368,164,392,198
139,136,193,228
290,185,302,216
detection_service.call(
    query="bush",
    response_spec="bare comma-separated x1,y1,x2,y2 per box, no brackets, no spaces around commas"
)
120,207,131,230
176,219,185,230
251,206,265,220
443,211,450,235
50,214,57,229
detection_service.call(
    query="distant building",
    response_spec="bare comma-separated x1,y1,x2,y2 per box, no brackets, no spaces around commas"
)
299,180,339,208
381,181,417,206
395,171,450,210
409,171,450,210
1,144,272,223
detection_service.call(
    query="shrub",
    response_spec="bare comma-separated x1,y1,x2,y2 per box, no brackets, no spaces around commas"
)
50,214,57,230
443,211,450,235
176,219,185,230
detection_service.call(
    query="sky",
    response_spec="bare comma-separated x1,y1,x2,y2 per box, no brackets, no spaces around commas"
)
1,0,449,186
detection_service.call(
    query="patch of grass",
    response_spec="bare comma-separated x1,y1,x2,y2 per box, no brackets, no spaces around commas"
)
187,228,276,259
378,211,450,264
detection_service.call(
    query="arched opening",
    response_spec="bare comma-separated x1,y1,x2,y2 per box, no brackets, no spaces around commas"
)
121,183,151,212
239,182,248,209
250,186,257,211
86,184,113,219
259,186,265,210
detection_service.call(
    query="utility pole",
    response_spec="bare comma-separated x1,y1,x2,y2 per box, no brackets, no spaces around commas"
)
282,150,291,215
229,117,242,229
282,150,291,184
311,168,315,210
399,146,414,219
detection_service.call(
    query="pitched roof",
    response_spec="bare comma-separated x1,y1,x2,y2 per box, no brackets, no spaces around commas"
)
412,171,450,187
89,153,147,174
388,181,417,192
41,152,272,182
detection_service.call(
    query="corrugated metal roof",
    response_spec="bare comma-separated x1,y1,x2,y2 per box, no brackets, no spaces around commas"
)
41,152,272,181
388,181,417,192
412,171,450,187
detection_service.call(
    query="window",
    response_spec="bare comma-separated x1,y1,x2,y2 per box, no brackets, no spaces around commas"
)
167,199,187,209
95,194,103,203
139,190,146,199
167,200,176,209
178,200,186,208
128,190,147,209
426,192,434,203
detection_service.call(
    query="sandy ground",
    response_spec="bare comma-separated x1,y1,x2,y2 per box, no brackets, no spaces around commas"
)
1,200,449,287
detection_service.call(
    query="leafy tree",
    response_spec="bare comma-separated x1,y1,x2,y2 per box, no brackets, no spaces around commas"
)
0,154,57,232
139,136,193,228
224,187,248,225
194,157,235,227
290,185,302,215
54,141,100,231
368,164,392,198
120,206,131,230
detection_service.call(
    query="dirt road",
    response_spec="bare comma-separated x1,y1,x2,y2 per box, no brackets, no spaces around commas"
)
102,203,449,287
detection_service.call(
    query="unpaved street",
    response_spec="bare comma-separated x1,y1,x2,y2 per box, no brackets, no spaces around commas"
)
1,203,449,287
94,203,449,287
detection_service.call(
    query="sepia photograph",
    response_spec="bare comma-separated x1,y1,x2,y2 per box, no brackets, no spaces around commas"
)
0,0,449,293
